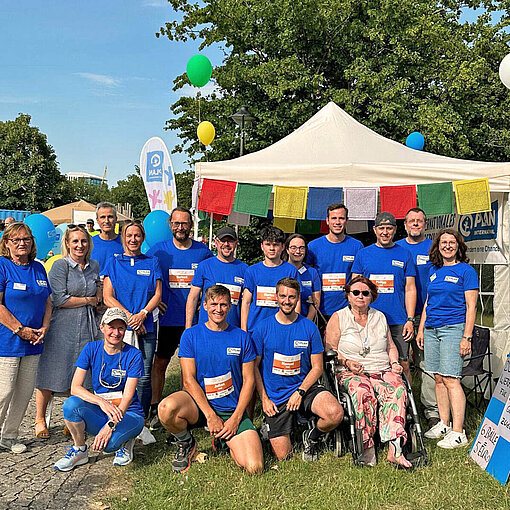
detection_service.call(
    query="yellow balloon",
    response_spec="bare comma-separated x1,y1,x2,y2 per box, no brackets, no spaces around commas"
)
44,254,62,273
197,121,216,146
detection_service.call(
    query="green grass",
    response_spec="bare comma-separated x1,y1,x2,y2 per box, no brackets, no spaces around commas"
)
100,369,510,510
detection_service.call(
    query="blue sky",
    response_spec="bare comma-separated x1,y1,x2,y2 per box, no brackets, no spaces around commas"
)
0,2,488,187
0,0,222,186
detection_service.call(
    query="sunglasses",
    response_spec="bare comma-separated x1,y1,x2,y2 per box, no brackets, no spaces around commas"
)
350,289,370,297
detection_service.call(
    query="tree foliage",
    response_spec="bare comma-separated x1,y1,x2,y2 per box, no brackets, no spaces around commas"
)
0,114,65,211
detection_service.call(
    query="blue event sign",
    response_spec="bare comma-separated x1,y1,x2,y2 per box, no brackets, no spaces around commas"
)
146,151,164,183
458,200,498,242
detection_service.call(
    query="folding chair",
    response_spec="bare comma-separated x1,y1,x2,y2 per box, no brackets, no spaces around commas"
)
461,325,493,411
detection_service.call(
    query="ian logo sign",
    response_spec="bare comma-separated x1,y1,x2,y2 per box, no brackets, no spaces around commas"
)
146,151,164,182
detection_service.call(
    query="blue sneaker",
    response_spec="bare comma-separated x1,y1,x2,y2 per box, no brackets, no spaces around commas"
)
54,445,88,471
113,438,135,466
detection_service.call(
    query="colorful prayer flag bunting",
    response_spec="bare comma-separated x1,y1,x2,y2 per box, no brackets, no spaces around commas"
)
273,186,308,219
417,182,454,216
306,187,343,220
453,178,491,214
198,179,236,215
344,187,378,220
273,217,296,233
380,185,417,219
233,183,272,217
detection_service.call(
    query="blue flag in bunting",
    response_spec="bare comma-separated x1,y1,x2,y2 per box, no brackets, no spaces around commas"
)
306,187,343,220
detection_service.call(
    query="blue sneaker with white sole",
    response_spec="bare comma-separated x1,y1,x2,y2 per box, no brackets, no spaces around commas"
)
54,445,88,471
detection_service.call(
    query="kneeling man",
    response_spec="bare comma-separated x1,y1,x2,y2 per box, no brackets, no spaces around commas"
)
158,285,263,474
253,277,343,461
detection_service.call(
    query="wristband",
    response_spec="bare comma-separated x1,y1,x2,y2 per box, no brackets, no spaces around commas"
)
141,308,149,316
391,361,399,365
13,325,23,335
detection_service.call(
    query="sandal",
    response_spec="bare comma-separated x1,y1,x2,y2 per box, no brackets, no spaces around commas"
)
35,419,50,439
63,425,71,436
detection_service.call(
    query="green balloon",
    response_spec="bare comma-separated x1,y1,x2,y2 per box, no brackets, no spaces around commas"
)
186,54,213,87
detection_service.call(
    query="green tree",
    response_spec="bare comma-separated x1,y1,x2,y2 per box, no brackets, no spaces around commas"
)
110,166,149,220
0,114,66,211
61,178,111,206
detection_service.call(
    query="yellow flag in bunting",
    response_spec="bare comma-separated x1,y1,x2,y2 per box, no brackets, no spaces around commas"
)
273,186,308,219
273,217,296,233
453,178,491,214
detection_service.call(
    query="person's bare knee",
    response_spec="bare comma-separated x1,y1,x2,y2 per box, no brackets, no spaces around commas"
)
270,435,292,460
435,374,444,386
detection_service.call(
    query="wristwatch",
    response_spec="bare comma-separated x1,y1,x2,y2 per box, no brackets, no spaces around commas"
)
406,317,415,324
12,325,23,335
296,388,306,397
107,420,116,431
462,336,472,342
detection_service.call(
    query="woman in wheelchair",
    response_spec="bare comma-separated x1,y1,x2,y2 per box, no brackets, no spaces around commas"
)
325,276,412,468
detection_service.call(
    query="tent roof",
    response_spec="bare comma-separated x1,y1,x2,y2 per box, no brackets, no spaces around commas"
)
196,102,510,191
42,200,131,225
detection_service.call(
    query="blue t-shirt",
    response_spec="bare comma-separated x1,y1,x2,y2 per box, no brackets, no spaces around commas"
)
75,340,144,416
252,314,323,405
90,235,124,271
425,263,479,328
352,243,416,325
178,323,256,412
243,261,299,333
296,264,321,318
396,238,433,316
101,254,162,332
307,235,363,315
0,258,51,357
191,257,248,327
147,239,213,326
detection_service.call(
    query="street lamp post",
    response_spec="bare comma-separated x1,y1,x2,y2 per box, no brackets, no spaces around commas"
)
231,105,256,156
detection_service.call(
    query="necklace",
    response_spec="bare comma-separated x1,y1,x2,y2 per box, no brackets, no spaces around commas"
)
12,259,29,266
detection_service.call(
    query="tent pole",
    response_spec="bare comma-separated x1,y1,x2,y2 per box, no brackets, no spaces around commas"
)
209,212,213,250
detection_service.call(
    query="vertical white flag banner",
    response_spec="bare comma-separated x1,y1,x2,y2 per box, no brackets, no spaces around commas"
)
140,137,178,212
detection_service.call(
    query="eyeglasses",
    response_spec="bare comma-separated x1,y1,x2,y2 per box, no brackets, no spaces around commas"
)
351,289,370,297
288,246,305,252
9,237,32,245
171,222,190,228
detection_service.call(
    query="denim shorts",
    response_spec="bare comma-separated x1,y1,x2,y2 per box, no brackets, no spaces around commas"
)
424,323,465,378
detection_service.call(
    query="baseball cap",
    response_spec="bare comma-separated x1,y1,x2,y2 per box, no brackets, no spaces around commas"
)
374,212,397,227
86,219,94,225
101,307,128,325
215,226,237,241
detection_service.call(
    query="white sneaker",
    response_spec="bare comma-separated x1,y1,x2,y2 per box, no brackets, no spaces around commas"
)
113,438,135,466
0,438,27,454
54,446,88,471
424,419,452,439
137,426,156,445
437,430,468,449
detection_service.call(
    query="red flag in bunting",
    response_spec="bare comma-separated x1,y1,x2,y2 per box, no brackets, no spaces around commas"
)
320,220,329,234
380,185,417,219
198,179,237,216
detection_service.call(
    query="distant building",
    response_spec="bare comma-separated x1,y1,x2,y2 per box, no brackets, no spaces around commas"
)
66,172,106,187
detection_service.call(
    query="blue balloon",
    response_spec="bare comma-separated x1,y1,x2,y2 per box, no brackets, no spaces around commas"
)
25,214,57,259
143,210,172,247
141,240,150,254
406,131,425,151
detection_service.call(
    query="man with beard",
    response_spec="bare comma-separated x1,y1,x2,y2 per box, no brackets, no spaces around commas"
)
253,277,343,462
186,226,247,328
147,207,213,426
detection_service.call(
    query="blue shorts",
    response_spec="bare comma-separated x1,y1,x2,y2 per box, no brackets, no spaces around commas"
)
424,323,465,378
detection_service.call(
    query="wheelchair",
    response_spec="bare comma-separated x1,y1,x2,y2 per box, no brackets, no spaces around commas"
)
323,349,428,467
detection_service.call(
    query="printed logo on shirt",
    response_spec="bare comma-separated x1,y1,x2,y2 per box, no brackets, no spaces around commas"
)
294,340,309,349
204,372,234,400
137,269,151,276
343,255,355,262
430,273,437,282
445,276,459,284
227,347,241,356
114,253,120,257
369,274,394,293
272,352,301,376
13,283,26,291
191,263,198,270
416,255,429,265
298,266,307,274
322,273,346,292
111,369,127,378
168,269,194,289
392,260,404,268
217,283,241,305
301,280,312,288
256,286,278,307
234,276,244,285
36,280,48,287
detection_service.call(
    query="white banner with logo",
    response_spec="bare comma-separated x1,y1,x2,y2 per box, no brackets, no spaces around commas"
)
425,192,507,264
140,137,178,212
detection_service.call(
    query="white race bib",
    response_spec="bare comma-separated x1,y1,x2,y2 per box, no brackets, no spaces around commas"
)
169,269,194,289
217,283,241,305
370,274,394,293
256,286,278,307
204,372,234,400
322,273,346,292
272,352,301,376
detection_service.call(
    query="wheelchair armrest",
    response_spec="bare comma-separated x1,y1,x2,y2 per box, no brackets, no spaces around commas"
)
324,349,338,362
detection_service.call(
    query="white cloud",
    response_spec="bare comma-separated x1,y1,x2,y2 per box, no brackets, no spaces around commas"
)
0,96,39,105
143,0,169,7
178,81,222,98
76,72,120,87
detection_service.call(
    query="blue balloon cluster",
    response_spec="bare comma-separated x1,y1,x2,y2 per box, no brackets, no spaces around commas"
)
143,210,172,248
25,214,57,259
406,131,425,151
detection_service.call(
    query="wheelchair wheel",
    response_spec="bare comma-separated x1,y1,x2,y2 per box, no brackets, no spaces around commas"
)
333,429,342,457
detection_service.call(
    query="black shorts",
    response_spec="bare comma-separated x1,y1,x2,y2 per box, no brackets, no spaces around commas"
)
264,383,329,439
389,324,410,361
156,325,185,360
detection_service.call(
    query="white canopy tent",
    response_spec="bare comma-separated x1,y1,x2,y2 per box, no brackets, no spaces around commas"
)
194,101,510,377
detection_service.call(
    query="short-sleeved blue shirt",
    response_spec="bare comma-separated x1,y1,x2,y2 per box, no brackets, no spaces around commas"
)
396,238,433,316
352,243,416,325
178,323,256,412
425,263,479,328
243,261,299,333
191,257,248,327
296,264,321,317
306,235,363,315
147,239,213,326
252,314,323,405
101,254,162,332
75,340,144,416
0,257,51,357
90,236,123,271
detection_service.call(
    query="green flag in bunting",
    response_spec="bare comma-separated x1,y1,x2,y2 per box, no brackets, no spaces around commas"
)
233,183,272,217
297,219,321,234
417,182,454,216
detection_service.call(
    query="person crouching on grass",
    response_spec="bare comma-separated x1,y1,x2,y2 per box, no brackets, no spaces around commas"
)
158,285,263,474
54,308,145,471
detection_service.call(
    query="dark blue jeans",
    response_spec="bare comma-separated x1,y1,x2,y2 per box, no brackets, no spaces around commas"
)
136,331,157,417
